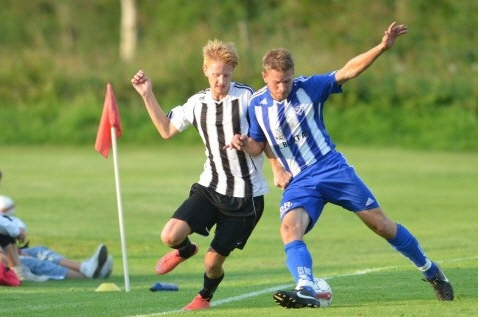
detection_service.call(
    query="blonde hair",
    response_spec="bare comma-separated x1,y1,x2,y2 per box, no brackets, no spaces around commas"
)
262,48,294,72
203,39,239,68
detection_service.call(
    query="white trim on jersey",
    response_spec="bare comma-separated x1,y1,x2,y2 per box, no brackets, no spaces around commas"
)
167,82,268,198
249,74,341,177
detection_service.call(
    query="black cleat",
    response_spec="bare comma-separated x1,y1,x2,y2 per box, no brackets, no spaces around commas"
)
424,263,454,301
273,286,320,308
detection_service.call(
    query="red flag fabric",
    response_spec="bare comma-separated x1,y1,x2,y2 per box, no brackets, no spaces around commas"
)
95,83,122,158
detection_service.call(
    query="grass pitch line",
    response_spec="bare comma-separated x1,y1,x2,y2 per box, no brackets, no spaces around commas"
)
130,256,475,317
128,265,400,317
208,266,400,307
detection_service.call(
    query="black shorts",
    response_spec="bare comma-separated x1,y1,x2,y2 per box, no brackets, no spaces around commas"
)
172,183,264,256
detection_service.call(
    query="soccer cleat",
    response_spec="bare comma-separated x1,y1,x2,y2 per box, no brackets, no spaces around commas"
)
13,265,49,282
80,244,108,278
273,286,320,308
182,294,210,311
424,263,454,301
155,244,198,275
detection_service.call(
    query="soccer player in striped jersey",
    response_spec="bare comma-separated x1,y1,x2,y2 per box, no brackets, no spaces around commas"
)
227,22,453,307
131,40,272,310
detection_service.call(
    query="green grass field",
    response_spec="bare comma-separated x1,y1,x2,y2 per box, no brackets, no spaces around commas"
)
0,145,478,317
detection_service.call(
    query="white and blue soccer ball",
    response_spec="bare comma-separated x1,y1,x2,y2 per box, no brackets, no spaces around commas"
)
313,278,332,307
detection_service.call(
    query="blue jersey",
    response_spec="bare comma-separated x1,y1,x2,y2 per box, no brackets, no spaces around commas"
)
248,72,342,176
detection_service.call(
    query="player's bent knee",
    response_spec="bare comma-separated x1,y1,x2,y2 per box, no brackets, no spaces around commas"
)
160,229,180,246
280,222,306,241
160,219,191,246
160,233,182,247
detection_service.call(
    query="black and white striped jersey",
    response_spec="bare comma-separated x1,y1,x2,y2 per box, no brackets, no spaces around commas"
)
167,82,268,198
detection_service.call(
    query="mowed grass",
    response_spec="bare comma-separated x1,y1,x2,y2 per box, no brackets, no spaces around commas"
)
0,144,478,317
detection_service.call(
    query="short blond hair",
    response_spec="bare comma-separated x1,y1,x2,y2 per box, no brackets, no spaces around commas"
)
203,39,239,68
262,48,294,72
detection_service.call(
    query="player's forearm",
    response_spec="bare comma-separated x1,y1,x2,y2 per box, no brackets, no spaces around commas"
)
263,142,280,169
335,43,385,85
243,138,265,156
142,93,176,139
264,144,292,189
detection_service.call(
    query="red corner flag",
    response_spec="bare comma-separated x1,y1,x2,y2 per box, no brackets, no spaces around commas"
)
95,83,122,158
94,83,130,291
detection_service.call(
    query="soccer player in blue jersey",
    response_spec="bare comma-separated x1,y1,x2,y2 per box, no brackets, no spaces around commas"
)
132,40,273,310
227,22,454,308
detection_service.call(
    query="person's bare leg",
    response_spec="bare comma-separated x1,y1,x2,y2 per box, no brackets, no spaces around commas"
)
59,258,81,272
204,248,225,279
64,268,85,279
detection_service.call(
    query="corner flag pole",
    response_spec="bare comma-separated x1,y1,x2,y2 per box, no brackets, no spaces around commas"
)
95,83,129,292
110,126,130,292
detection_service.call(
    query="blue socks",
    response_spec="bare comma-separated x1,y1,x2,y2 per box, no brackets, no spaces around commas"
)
284,240,314,283
388,224,438,279
284,224,439,284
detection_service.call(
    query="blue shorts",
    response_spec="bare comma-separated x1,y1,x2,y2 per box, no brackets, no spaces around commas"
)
279,150,380,233
20,246,67,279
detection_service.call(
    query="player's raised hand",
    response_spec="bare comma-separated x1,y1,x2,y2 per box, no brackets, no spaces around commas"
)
131,69,152,97
381,22,408,51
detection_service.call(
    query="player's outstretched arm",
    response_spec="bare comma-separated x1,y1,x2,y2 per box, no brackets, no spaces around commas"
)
131,70,179,139
335,22,407,85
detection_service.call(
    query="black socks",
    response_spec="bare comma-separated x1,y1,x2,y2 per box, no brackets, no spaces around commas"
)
199,272,225,300
174,237,197,259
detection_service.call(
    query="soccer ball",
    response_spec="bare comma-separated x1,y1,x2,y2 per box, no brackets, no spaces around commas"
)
313,278,332,307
